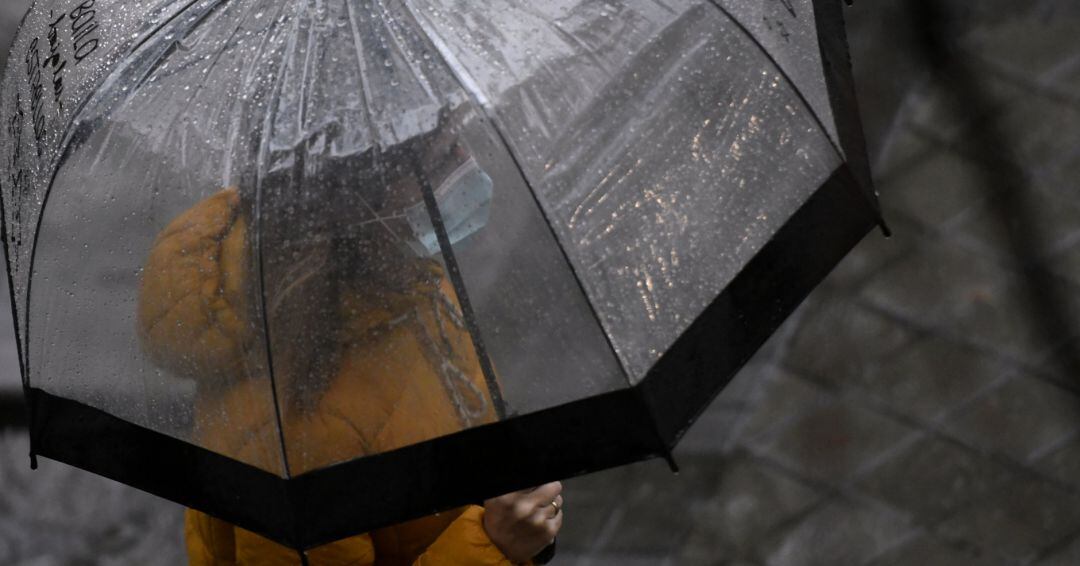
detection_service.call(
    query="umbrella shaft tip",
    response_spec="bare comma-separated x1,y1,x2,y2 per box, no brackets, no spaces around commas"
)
878,218,893,238
663,453,679,474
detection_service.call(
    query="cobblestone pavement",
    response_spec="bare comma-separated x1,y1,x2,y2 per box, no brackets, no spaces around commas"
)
3,1,1080,565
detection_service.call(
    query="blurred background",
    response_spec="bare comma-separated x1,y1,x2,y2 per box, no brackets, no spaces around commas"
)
3,1,1080,564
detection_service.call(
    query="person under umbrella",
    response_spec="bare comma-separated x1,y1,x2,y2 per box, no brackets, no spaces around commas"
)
4,1,878,560
136,115,562,565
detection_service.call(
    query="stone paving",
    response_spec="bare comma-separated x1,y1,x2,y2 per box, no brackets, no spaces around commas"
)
556,2,1080,564
3,1,1080,565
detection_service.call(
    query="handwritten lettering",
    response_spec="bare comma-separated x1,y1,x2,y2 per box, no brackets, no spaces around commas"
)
45,12,67,113
8,165,25,250
69,0,100,65
7,95,23,165
6,94,27,252
763,16,792,42
778,0,797,18
25,38,47,157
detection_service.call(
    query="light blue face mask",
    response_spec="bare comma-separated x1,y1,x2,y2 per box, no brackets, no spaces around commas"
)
404,157,493,257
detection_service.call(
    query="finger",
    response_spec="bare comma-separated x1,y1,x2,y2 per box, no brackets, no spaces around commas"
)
547,493,565,514
541,499,559,520
546,507,564,535
531,493,561,522
522,481,562,508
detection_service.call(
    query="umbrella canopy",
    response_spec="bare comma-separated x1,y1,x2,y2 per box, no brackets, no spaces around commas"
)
1,0,881,550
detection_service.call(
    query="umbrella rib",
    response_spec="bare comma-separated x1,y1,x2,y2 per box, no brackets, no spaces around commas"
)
708,1,859,163
705,0,884,229
401,0,636,388
129,0,210,55
342,0,408,245
247,7,322,552
344,0,381,145
399,1,492,110
18,0,236,470
0,155,34,468
249,4,310,486
377,1,438,101
412,155,507,420
703,0,846,164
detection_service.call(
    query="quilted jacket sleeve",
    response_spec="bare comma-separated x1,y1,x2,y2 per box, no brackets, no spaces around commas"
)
185,506,521,566
414,506,517,566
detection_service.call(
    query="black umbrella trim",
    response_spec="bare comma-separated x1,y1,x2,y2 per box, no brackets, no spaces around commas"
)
27,162,874,550
639,164,876,447
27,387,290,541
811,0,887,233
26,382,662,550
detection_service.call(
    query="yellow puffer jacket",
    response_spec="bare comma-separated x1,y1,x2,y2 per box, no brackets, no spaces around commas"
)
137,189,515,566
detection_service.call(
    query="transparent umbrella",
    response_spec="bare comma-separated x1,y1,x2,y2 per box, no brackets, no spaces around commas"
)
1,0,882,550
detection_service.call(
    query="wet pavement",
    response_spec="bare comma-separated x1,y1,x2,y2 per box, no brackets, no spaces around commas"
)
3,1,1080,565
